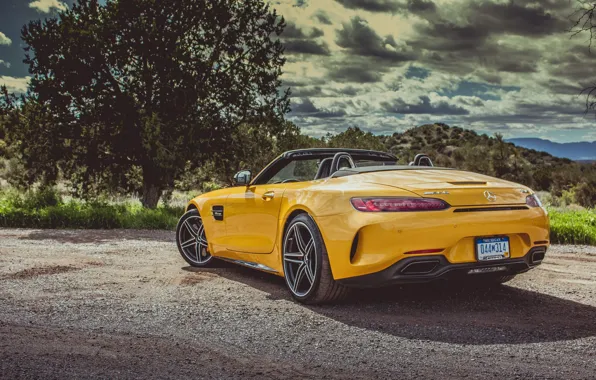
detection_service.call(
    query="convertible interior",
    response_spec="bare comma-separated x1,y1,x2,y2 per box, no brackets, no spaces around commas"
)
257,149,434,185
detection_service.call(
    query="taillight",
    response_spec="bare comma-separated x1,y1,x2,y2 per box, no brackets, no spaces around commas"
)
350,197,450,212
526,194,542,208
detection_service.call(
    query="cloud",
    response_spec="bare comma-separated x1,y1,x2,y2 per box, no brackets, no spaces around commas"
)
283,21,324,38
335,16,415,61
0,32,12,46
269,0,596,141
28,0,68,13
290,97,347,118
313,10,333,25
281,22,329,55
327,64,383,83
284,40,331,55
406,0,435,13
381,95,470,115
334,0,403,13
0,60,11,68
0,76,30,93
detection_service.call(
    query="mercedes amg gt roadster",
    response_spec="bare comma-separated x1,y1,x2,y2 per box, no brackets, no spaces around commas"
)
176,148,550,304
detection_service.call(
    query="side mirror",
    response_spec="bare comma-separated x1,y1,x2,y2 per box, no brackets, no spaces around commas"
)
233,170,252,186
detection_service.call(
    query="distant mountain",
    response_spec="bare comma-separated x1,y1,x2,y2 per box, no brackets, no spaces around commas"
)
507,138,596,161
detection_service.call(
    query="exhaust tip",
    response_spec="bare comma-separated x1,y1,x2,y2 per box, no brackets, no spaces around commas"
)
531,248,546,264
401,260,440,275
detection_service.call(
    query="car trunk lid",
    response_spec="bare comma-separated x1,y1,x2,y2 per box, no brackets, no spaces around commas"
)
362,169,529,206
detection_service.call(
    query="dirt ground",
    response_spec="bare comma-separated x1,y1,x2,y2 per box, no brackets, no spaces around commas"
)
0,229,595,379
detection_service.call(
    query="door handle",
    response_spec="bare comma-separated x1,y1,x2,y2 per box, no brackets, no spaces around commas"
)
262,191,275,200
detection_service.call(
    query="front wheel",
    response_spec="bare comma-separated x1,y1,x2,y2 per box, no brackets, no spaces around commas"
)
282,214,348,304
176,209,214,267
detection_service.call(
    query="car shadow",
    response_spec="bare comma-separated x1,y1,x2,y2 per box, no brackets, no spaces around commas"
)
21,229,175,244
184,263,596,345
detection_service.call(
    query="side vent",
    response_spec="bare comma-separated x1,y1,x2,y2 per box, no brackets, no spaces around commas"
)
350,232,359,263
211,205,224,221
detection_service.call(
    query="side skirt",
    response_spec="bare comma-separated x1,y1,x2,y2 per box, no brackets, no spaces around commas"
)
218,257,279,274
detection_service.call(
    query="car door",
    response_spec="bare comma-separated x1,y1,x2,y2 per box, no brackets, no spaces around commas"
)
224,184,287,253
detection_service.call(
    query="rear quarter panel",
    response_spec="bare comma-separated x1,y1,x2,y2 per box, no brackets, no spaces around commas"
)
274,177,421,274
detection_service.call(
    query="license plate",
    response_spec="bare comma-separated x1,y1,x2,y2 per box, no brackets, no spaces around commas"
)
475,236,510,262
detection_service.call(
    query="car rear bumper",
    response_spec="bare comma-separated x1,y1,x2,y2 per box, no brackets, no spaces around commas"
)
336,246,547,288
315,206,550,280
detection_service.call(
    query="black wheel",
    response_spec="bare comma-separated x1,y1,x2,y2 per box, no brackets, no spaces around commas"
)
176,209,214,267
282,213,349,304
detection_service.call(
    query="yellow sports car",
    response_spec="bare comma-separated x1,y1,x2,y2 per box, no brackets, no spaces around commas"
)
176,148,549,304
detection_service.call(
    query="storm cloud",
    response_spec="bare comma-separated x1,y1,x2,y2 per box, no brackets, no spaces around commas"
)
268,0,596,141
1,0,595,141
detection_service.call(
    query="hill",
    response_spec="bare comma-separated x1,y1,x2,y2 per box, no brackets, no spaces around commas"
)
358,123,594,196
507,138,596,161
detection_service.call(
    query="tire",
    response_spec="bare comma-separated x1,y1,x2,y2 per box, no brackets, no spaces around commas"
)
282,213,349,304
176,209,214,267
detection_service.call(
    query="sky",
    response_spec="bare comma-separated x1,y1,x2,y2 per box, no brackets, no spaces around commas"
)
1,0,596,142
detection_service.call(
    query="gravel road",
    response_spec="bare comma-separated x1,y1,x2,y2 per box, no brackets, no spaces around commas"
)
1,229,595,379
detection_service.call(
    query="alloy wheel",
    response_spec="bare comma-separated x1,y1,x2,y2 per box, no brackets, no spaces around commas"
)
178,215,212,265
283,222,317,297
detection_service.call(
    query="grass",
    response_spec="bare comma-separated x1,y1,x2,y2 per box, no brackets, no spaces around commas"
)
1,188,596,246
0,188,184,230
547,207,596,246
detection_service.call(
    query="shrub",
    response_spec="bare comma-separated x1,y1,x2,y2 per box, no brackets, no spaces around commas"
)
0,189,184,230
575,181,596,208
560,189,576,207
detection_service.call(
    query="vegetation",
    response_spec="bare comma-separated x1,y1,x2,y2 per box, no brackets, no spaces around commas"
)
0,0,593,245
548,208,596,246
3,121,596,208
0,188,183,230
377,124,596,207
1,187,594,246
1,0,289,208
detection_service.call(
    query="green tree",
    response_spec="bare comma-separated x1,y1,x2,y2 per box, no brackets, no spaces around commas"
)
325,127,384,150
14,0,289,207
212,121,299,185
492,133,509,177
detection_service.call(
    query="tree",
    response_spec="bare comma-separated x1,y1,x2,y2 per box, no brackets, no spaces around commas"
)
0,92,61,189
325,127,384,150
570,1,596,113
211,121,300,186
15,0,289,207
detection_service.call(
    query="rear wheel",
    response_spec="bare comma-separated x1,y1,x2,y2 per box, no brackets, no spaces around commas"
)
282,214,348,304
176,209,214,267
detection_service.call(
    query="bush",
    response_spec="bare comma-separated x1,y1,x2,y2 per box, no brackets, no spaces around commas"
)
560,189,576,207
575,181,596,208
0,189,184,229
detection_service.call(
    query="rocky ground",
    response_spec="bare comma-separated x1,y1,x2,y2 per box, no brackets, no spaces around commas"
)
0,229,595,379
